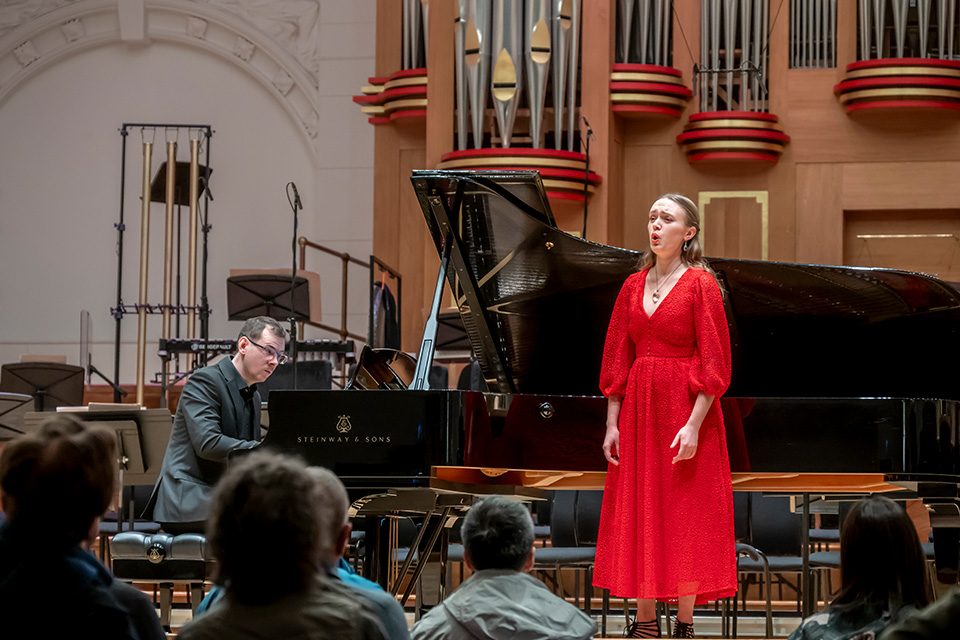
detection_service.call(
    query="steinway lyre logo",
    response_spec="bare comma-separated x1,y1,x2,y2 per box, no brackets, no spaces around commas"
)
336,414,352,434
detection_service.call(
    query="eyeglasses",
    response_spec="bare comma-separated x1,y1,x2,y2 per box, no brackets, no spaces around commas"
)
241,333,288,364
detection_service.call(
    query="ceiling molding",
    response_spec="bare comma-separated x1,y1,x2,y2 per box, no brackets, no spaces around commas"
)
0,0,321,156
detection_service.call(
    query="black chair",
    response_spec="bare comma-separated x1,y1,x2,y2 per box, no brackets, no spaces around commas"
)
734,542,773,638
811,531,940,605
533,491,602,618
735,493,806,636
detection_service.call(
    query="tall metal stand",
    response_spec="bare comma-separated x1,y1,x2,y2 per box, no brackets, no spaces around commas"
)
113,124,214,400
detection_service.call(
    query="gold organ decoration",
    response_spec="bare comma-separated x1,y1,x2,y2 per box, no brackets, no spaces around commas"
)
492,49,517,101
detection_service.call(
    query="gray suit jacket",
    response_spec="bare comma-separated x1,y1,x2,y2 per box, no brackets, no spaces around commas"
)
146,358,260,524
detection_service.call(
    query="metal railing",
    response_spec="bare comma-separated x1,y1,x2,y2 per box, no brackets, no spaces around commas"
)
297,237,401,346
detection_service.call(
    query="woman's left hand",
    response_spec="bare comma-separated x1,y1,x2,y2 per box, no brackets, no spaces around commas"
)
670,424,699,464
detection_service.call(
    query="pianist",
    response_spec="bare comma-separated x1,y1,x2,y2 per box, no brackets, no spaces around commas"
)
144,316,287,534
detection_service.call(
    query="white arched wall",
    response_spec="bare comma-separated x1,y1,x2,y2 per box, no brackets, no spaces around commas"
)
0,0,375,384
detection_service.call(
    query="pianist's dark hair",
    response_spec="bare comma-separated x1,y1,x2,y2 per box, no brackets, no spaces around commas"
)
461,496,534,571
830,495,929,624
237,315,288,343
0,413,115,547
638,193,716,278
207,451,324,605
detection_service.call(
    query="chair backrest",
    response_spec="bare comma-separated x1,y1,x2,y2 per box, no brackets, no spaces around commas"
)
535,493,553,527
550,490,603,547
734,491,751,541
457,360,487,391
574,490,603,546
550,491,578,547
750,494,802,556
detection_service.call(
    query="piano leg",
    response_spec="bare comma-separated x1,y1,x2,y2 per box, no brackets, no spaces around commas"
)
398,507,454,613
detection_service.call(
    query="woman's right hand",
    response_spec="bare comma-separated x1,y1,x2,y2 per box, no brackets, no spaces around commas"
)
602,427,620,466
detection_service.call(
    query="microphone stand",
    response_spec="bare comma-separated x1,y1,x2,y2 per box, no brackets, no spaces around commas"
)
287,183,301,389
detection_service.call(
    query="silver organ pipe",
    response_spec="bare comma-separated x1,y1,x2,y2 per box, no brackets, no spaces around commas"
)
526,0,552,148
491,0,523,148
552,0,573,149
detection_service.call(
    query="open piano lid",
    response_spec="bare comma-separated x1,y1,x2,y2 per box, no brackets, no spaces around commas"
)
411,170,960,400
412,170,639,396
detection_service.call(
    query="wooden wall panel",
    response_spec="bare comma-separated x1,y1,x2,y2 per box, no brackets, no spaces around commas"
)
836,0,857,68
396,147,428,351
581,0,619,245
425,0,455,169
844,209,960,281
785,69,960,165
702,197,765,260
842,162,960,211
622,144,683,251
796,163,844,264
375,0,402,75
373,127,402,273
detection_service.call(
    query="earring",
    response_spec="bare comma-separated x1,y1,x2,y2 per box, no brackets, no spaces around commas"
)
683,240,689,252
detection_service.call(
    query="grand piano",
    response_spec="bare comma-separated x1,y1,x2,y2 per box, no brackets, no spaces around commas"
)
261,171,960,608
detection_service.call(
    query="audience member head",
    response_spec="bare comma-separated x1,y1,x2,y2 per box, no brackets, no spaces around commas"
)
832,495,930,620
461,496,535,572
0,413,115,547
309,465,352,564
207,451,324,605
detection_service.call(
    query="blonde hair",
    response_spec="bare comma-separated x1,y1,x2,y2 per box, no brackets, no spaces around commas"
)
637,194,712,274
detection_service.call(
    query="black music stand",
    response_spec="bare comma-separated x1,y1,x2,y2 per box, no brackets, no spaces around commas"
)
226,274,311,322
150,162,212,206
0,392,32,438
0,362,85,412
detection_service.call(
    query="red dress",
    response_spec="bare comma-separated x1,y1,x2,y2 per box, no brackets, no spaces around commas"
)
593,268,737,603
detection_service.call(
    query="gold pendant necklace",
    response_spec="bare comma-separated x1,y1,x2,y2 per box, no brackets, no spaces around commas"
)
652,260,683,304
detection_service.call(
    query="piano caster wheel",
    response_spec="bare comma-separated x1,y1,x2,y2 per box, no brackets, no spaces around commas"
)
537,402,555,419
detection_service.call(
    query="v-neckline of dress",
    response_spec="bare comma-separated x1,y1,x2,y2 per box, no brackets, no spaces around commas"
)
642,267,693,319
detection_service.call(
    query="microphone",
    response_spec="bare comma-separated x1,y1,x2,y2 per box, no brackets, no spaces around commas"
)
291,182,303,210
581,115,594,139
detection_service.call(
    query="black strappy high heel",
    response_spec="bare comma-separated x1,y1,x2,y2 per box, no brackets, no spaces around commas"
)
623,618,661,638
670,617,695,638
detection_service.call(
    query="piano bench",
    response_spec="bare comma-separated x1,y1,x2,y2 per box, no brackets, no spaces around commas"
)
110,532,214,630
